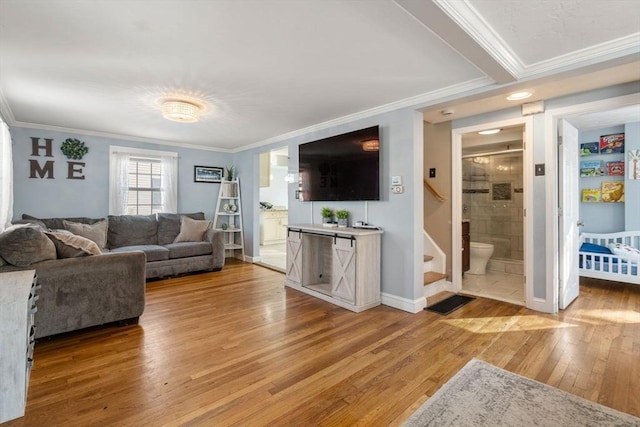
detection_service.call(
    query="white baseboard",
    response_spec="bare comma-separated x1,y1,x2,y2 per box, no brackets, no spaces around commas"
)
423,280,453,298
381,292,426,313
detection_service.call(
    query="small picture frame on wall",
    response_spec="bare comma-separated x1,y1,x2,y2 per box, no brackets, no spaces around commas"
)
194,166,223,183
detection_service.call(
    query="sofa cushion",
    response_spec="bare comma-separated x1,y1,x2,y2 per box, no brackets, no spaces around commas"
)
0,224,57,267
174,216,212,243
63,219,108,249
157,212,205,245
110,245,169,262
22,213,105,230
108,214,157,248
46,230,102,258
165,242,213,259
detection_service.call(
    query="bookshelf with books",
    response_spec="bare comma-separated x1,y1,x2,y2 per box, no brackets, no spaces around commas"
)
579,132,625,204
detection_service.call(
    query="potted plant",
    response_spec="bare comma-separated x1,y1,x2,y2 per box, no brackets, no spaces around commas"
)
336,209,349,227
321,207,334,225
226,166,235,181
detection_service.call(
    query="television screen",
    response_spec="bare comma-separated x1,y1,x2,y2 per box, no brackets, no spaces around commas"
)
299,126,380,201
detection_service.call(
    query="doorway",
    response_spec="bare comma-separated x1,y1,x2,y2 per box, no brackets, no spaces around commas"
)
545,93,640,312
257,147,289,272
452,117,534,307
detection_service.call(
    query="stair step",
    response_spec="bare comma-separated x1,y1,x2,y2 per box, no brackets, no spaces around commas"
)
423,255,434,262
424,271,448,285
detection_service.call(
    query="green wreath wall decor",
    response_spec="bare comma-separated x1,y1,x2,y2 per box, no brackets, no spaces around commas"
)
60,138,89,160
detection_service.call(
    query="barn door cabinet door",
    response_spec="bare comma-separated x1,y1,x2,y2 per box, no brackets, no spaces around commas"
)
331,237,356,304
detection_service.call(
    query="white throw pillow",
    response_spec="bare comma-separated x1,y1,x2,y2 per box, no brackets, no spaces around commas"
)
173,216,212,243
607,242,640,263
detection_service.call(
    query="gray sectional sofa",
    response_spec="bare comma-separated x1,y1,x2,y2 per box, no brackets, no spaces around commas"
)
0,212,225,338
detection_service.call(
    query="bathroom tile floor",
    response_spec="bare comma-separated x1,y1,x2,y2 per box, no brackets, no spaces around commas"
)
462,270,525,306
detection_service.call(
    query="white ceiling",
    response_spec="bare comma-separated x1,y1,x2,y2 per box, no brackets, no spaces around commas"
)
0,0,639,152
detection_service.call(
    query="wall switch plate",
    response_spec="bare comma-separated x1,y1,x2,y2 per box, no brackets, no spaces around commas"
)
391,175,402,185
391,185,404,194
535,164,545,176
429,168,436,178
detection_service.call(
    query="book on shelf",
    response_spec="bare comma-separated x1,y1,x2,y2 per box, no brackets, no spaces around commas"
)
580,160,604,176
581,188,601,203
606,161,624,176
580,142,599,156
599,133,624,154
601,181,624,202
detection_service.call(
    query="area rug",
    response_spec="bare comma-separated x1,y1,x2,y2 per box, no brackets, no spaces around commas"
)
402,358,639,427
425,295,474,315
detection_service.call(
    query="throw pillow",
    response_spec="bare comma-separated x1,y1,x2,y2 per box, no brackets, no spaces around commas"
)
173,216,212,243
579,242,612,254
63,219,108,249
46,230,102,258
0,224,57,267
157,212,205,245
608,243,640,263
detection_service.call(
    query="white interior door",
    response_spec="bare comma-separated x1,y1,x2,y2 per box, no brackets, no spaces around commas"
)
558,119,580,309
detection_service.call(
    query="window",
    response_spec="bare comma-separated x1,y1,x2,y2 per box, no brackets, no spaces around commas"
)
109,146,177,215
0,118,12,232
127,157,162,215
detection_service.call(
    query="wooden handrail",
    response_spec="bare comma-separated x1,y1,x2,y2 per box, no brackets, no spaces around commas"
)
423,179,447,202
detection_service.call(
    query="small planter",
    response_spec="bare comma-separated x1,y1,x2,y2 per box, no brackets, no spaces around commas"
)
335,209,349,228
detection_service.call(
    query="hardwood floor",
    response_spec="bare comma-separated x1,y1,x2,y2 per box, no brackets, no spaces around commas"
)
5,260,639,426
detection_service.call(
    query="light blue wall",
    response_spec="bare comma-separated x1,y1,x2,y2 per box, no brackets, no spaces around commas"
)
579,125,625,233
10,127,233,221
234,107,422,303
625,121,640,230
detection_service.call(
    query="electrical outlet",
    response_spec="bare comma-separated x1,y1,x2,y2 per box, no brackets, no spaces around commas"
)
391,185,404,194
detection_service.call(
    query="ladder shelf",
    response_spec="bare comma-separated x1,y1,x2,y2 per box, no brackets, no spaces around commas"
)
213,179,245,260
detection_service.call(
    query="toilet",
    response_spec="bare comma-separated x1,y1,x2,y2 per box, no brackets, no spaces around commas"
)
468,242,494,275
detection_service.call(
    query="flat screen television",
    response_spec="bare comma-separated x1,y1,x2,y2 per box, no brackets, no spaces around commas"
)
298,126,380,201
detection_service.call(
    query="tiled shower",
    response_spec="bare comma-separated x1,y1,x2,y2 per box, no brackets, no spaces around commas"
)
462,151,524,262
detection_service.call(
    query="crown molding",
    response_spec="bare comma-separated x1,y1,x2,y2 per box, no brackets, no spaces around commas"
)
234,76,494,153
434,0,640,82
10,120,232,153
434,0,523,78
0,89,16,125
520,33,640,78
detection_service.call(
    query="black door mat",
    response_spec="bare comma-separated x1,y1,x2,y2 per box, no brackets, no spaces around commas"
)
425,295,475,315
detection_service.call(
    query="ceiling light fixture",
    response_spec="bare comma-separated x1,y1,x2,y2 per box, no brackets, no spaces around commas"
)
362,139,379,151
507,91,533,101
162,100,202,123
478,129,501,135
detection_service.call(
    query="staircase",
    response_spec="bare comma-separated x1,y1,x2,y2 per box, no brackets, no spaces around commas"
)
423,231,450,303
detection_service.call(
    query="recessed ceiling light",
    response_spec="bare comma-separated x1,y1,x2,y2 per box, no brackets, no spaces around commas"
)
478,129,501,135
441,109,455,116
507,91,533,101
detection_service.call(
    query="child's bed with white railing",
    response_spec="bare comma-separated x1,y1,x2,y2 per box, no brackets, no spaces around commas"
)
579,231,640,284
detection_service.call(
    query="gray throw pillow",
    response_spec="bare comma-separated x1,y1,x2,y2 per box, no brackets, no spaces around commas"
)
107,214,157,248
63,219,108,249
0,224,57,267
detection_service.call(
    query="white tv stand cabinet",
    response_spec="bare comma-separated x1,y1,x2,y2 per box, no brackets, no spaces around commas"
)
285,224,382,312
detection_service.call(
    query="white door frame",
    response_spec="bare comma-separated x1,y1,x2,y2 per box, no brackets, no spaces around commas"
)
544,93,640,313
451,116,534,307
